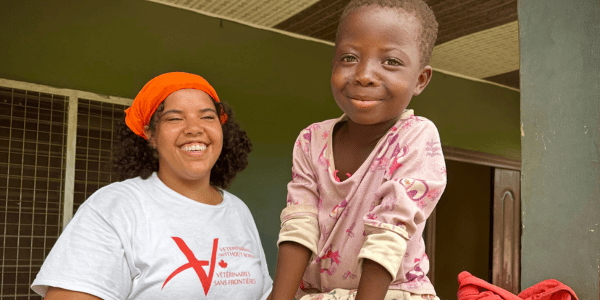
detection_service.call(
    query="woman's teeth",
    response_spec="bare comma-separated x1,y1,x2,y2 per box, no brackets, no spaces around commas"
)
181,144,207,152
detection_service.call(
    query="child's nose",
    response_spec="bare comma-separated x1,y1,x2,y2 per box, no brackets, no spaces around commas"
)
353,62,378,86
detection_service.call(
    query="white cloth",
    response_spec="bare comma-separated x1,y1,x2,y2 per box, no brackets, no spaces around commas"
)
32,173,272,300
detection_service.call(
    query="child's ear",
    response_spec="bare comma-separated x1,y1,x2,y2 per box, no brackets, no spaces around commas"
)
413,65,433,96
143,126,156,148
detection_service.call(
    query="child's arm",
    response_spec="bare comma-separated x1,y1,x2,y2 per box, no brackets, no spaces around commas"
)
355,259,393,300
270,125,322,300
269,241,312,300
357,118,446,294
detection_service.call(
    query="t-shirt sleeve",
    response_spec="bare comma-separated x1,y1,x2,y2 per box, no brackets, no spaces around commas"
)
277,126,320,255
31,203,132,299
357,119,447,280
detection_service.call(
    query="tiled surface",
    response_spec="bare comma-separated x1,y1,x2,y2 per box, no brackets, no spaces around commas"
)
430,21,520,80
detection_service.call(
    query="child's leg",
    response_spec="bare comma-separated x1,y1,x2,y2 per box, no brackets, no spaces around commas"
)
299,289,440,300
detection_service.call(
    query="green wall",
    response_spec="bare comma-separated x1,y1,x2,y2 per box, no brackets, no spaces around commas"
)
413,72,521,160
0,0,520,276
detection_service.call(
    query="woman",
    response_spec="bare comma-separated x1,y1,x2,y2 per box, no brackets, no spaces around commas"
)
31,72,273,299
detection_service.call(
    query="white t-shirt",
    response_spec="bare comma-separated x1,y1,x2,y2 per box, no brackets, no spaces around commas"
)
32,173,273,300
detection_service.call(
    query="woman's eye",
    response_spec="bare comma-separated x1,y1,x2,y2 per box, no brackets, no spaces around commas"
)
384,58,402,66
341,55,358,62
166,117,182,122
202,115,216,120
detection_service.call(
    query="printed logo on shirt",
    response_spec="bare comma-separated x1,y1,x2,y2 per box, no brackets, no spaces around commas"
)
213,245,258,286
163,237,260,296
163,237,219,296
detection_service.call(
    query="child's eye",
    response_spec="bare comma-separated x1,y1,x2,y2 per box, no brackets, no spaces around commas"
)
340,55,358,63
383,58,402,66
165,117,182,122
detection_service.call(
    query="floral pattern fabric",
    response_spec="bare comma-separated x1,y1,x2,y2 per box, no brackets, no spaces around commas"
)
279,110,447,296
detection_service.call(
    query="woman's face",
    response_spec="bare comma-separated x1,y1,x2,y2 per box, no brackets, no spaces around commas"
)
145,89,223,185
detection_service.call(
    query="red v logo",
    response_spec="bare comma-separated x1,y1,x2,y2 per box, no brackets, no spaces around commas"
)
162,237,219,296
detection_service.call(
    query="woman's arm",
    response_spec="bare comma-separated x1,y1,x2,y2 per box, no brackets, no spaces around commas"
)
269,241,312,300
355,259,393,300
44,287,102,300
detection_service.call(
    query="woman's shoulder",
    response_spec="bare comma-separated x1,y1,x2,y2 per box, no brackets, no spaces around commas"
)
222,190,257,219
90,176,149,197
82,176,155,212
222,190,249,209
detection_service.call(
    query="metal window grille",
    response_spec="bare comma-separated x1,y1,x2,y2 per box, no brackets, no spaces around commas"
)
0,80,131,299
0,87,67,299
74,99,126,211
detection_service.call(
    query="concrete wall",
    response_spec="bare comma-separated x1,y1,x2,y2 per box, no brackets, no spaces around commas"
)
519,0,600,298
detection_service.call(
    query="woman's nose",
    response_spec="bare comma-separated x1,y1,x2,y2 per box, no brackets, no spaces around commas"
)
184,119,204,135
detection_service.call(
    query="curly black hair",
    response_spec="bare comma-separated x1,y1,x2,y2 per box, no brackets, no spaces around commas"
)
336,0,438,69
112,100,252,189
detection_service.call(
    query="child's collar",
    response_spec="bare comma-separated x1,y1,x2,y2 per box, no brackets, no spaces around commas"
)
336,109,414,123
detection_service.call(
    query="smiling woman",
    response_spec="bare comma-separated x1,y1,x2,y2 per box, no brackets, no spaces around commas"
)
30,72,273,300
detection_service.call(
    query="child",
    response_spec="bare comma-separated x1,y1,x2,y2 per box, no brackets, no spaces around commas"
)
269,1,446,300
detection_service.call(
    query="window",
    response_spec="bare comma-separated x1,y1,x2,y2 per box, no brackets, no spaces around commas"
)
74,99,126,212
0,79,131,299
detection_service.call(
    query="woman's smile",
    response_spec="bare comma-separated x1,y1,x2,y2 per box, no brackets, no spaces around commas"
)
179,142,208,153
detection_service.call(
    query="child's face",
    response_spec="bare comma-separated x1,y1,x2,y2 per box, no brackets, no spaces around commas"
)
331,5,432,125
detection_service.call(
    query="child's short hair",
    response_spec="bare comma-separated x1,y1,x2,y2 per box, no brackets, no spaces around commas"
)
337,0,438,68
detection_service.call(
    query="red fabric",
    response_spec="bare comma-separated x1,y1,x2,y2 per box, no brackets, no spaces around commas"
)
457,271,578,300
125,72,227,140
518,278,578,300
457,271,521,300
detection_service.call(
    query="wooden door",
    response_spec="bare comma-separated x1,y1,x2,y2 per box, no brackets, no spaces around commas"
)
492,168,521,293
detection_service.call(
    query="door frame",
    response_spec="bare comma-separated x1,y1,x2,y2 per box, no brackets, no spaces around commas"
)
425,145,520,290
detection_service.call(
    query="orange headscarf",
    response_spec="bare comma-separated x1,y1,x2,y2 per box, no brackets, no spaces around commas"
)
125,72,228,140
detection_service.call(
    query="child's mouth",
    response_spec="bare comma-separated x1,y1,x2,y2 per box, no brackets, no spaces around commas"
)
350,97,380,108
349,95,380,102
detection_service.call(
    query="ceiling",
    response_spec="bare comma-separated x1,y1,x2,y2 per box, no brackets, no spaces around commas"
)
147,0,520,90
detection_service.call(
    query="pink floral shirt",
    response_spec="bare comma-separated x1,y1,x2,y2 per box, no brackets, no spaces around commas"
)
278,110,447,295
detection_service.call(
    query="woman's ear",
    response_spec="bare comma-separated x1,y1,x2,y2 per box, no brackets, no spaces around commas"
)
143,126,156,148
413,65,433,96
